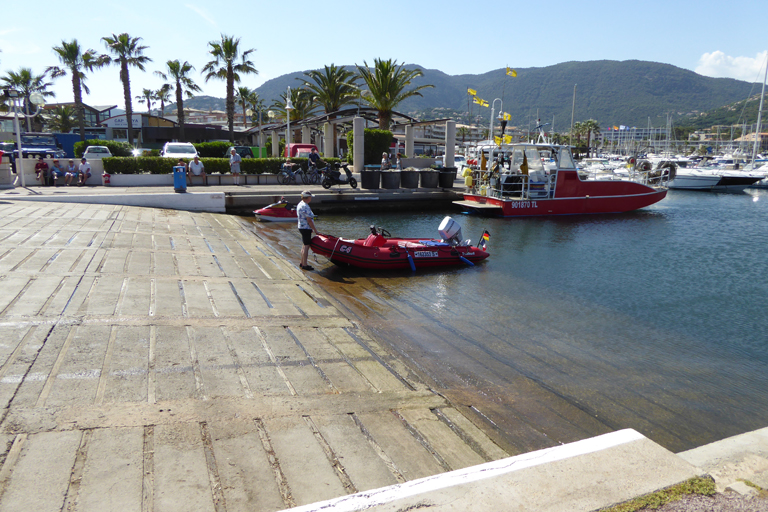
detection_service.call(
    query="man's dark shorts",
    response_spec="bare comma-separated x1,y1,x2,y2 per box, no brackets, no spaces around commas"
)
299,228,313,245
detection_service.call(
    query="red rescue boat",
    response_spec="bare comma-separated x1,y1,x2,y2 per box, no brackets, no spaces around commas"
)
310,217,490,270
455,142,670,217
253,199,297,222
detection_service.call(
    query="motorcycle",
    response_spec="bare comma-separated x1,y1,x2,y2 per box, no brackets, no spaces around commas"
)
321,163,358,189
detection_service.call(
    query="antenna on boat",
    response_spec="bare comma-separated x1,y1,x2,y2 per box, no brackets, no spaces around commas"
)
535,121,551,144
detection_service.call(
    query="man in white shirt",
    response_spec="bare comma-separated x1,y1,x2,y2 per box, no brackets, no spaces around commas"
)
78,158,92,186
187,155,207,186
229,148,242,185
297,191,318,270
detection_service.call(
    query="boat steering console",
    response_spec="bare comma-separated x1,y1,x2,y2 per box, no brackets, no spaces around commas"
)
369,225,391,237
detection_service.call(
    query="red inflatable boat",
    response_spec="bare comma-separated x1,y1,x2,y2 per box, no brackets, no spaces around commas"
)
310,217,490,270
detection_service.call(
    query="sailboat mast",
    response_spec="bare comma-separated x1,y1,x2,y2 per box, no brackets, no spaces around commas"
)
751,55,768,165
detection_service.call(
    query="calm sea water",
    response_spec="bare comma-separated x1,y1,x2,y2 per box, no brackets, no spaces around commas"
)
250,188,768,453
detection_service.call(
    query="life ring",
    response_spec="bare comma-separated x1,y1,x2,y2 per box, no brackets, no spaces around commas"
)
628,157,636,166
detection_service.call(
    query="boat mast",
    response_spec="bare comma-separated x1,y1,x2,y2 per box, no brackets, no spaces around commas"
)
750,55,768,165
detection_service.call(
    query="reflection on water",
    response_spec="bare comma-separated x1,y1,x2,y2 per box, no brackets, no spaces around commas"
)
247,190,768,453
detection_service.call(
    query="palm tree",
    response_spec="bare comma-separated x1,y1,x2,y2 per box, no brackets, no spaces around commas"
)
136,88,154,113
46,40,98,141
154,84,172,117
235,86,257,128
155,60,201,142
582,119,601,157
299,64,358,157
45,105,76,133
457,126,470,144
355,58,433,130
202,35,258,142
98,33,152,146
1,67,55,131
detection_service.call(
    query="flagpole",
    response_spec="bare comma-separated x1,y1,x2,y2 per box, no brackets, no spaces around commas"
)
570,84,577,147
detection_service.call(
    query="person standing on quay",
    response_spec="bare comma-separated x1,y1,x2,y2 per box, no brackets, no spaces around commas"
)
229,148,242,185
297,190,318,271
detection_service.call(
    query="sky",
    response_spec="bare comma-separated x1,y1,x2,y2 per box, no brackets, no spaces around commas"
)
2,0,767,109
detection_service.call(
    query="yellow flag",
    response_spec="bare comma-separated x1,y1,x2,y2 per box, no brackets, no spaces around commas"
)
503,135,513,144
502,112,511,121
506,67,517,77
494,136,502,145
467,88,477,96
473,97,482,105
481,100,489,107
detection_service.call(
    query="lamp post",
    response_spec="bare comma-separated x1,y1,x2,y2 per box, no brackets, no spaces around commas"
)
3,89,46,188
490,98,502,143
284,87,294,158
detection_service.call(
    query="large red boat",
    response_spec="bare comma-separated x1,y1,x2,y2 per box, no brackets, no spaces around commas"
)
454,143,670,217
310,217,489,270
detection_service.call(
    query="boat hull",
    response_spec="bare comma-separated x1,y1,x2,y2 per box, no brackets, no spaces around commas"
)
253,203,297,222
669,172,763,191
457,189,667,217
310,234,489,270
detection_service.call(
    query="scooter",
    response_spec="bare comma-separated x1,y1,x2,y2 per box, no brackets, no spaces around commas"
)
321,163,358,189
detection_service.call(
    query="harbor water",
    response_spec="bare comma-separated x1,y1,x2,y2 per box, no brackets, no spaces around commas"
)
249,188,768,454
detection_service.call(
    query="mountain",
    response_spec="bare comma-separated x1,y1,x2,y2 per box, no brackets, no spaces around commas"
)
168,60,760,130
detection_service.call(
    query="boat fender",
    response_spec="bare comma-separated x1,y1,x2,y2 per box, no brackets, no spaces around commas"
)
406,251,416,271
464,175,473,187
458,256,474,266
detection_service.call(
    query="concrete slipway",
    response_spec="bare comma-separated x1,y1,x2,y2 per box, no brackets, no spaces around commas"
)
0,195,765,511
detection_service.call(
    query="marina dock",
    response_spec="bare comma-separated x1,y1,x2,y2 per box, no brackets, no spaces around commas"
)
0,196,765,511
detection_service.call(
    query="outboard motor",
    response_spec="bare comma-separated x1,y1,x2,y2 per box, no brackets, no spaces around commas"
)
438,216,463,246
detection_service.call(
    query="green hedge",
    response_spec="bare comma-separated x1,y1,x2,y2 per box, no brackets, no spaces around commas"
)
193,141,232,158
346,129,393,164
74,139,134,158
101,156,343,175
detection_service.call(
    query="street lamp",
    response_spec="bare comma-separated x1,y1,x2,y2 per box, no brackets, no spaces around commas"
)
3,89,46,188
490,98,502,143
285,87,294,158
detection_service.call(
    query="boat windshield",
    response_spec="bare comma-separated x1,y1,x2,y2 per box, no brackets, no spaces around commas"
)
509,146,545,173
557,147,576,169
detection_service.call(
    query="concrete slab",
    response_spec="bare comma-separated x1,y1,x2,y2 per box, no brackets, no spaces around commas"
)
2,191,226,213
678,427,768,491
285,429,699,512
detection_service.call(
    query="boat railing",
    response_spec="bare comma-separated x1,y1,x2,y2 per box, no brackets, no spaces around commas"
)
470,170,555,200
631,166,674,187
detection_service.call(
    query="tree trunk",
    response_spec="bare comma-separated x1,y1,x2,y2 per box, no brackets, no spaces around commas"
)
121,60,134,146
73,73,86,141
176,84,185,142
226,67,235,142
378,111,391,131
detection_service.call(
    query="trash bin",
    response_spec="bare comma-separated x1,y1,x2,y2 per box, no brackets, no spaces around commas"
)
173,166,187,193
380,171,401,189
419,170,439,188
360,169,381,189
439,167,457,188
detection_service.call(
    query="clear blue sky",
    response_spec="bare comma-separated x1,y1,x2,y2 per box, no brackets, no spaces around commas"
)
2,0,767,108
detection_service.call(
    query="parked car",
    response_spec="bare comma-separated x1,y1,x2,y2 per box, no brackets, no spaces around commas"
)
14,132,66,160
82,146,112,159
160,142,198,159
225,146,254,159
